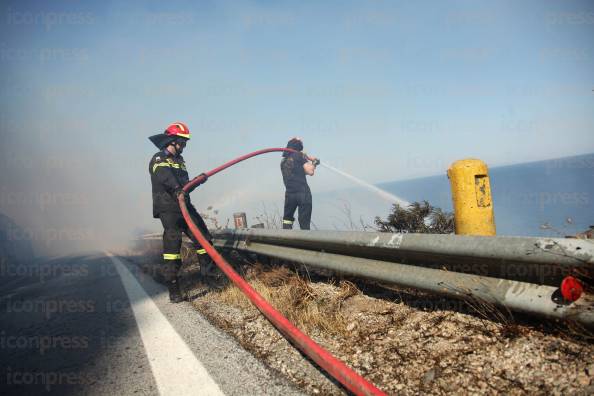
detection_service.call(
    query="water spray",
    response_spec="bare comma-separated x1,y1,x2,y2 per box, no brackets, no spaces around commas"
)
320,161,410,207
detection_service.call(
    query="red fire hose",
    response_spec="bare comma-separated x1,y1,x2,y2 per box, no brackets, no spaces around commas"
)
179,148,386,396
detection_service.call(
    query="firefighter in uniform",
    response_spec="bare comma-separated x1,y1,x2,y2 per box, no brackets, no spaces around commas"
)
280,138,318,230
148,122,211,303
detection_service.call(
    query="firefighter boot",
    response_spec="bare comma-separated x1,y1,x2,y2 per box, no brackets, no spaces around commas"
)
199,255,219,283
167,279,185,303
162,259,185,303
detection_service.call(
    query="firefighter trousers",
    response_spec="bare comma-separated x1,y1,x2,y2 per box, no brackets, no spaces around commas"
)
159,204,211,282
282,190,312,230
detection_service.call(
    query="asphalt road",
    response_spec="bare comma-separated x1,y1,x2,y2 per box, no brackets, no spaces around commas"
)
0,252,304,395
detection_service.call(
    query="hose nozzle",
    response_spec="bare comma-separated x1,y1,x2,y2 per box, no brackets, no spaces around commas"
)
313,159,321,166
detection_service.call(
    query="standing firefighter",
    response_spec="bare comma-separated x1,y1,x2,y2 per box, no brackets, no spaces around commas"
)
281,138,318,230
148,122,211,303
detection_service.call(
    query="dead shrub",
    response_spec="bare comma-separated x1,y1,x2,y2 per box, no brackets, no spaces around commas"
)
211,265,350,335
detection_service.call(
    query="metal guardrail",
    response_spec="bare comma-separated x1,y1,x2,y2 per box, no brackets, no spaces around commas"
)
208,229,594,327
138,229,593,326
212,229,594,285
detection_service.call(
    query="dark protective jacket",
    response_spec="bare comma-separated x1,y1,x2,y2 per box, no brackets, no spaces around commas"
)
281,151,310,193
149,150,190,218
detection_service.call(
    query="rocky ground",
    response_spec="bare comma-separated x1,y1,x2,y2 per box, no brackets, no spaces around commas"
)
126,248,594,396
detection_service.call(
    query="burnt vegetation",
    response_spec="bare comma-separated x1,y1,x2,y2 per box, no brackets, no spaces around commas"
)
374,200,454,234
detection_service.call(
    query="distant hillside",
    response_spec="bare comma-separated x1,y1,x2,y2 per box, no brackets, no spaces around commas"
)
377,153,594,237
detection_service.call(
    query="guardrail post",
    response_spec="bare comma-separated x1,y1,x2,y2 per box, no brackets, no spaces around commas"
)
233,212,248,229
447,159,496,236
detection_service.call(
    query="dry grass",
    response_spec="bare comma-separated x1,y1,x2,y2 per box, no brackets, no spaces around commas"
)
459,291,527,339
176,258,594,395
209,264,358,336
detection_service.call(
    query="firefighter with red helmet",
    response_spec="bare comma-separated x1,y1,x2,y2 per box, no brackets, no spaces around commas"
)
148,122,211,303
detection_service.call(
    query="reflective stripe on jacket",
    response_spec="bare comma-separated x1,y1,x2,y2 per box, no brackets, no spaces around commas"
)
149,151,190,218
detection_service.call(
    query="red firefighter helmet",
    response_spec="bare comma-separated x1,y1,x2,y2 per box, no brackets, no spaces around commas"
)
165,122,191,139
148,122,191,149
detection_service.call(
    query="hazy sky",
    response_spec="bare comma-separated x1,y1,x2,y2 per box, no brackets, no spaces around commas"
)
1,0,593,254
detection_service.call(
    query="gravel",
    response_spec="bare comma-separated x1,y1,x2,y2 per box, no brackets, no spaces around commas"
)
129,250,594,395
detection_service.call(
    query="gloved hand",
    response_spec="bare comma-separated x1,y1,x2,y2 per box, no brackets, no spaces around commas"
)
196,173,208,185
306,155,320,166
175,188,189,200
187,173,208,194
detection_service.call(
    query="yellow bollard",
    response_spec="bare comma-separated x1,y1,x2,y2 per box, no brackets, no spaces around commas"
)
447,159,496,236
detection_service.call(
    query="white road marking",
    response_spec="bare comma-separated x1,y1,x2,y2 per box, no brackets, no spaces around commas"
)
106,252,225,396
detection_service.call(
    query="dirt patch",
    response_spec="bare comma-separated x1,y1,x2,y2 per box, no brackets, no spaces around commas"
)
127,252,594,395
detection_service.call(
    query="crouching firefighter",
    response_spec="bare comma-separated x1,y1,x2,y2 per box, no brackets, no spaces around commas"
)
280,137,319,230
148,122,211,303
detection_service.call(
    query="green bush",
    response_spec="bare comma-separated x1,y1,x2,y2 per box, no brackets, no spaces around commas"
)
374,200,454,234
